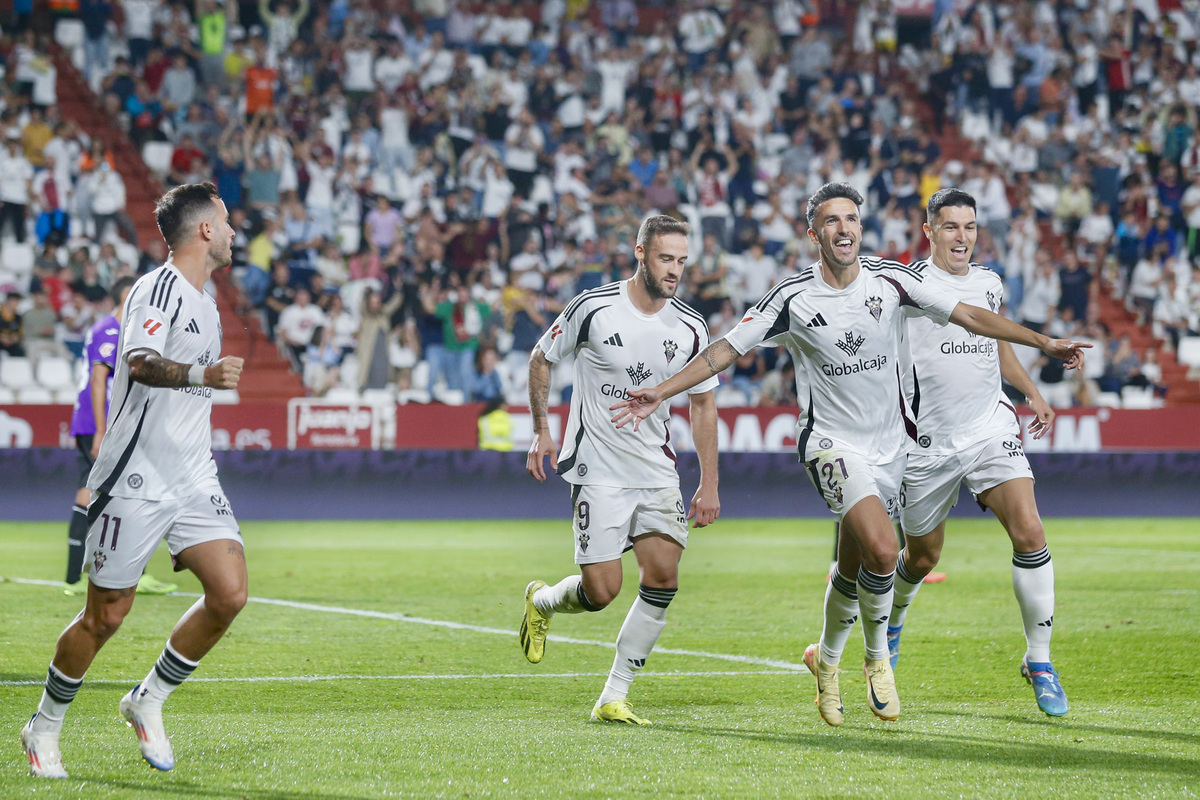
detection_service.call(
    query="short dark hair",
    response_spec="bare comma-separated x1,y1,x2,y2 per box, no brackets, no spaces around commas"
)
636,214,690,252
154,182,221,248
806,183,863,228
110,276,137,305
926,188,977,223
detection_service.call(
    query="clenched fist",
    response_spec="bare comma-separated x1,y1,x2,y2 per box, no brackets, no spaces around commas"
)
206,356,244,389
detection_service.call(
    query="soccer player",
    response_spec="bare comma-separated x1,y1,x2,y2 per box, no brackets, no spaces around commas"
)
611,183,1087,726
22,182,246,778
521,215,720,725
884,188,1068,716
64,276,177,598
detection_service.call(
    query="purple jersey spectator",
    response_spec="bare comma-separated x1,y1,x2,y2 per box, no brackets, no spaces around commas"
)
69,314,120,436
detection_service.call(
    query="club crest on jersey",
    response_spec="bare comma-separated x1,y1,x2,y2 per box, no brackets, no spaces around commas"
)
93,550,106,572
127,473,144,489
865,295,883,322
835,331,866,357
626,362,653,386
986,291,997,312
663,340,678,364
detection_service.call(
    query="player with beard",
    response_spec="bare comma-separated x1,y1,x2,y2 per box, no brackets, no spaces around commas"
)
521,215,721,725
885,188,1068,716
22,182,246,777
611,183,1088,726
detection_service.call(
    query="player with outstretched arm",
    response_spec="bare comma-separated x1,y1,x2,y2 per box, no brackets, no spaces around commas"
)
521,215,720,725
611,183,1087,726
22,182,247,777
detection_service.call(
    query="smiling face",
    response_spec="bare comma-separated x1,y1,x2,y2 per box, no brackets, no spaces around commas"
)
635,232,689,301
924,203,977,274
808,197,862,270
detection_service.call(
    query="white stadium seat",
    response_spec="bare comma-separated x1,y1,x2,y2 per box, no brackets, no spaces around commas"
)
0,387,15,404
35,357,75,392
360,387,396,406
1177,336,1200,370
1120,386,1161,408
17,387,54,404
52,389,77,405
0,357,37,391
54,18,85,51
142,141,175,178
1,242,35,274
211,389,240,405
323,387,360,403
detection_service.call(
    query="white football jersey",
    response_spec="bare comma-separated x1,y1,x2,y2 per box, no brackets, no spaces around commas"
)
538,280,719,488
725,256,960,464
88,262,223,501
900,261,1020,455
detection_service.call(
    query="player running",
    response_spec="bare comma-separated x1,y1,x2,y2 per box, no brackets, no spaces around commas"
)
885,188,1068,716
64,276,177,597
521,215,721,725
611,183,1087,726
22,182,246,778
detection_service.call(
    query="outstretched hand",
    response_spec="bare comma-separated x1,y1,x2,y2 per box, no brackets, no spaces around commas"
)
609,388,663,431
526,430,558,483
1042,339,1091,371
1026,394,1055,440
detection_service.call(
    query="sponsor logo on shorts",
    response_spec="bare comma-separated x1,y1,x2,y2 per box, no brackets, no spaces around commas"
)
210,494,233,517
918,435,931,448
577,532,589,553
577,463,588,477
1003,439,1025,457
127,473,144,489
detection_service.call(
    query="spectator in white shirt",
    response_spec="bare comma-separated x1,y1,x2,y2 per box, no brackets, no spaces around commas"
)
277,287,328,368
0,135,33,243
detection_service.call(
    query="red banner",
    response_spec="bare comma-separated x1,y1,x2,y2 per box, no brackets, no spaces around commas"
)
2,404,1198,452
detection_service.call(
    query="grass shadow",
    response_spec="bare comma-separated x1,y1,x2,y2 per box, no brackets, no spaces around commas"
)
73,777,387,800
923,708,1200,747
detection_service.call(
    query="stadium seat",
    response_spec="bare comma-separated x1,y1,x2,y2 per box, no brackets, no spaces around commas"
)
411,360,430,391
715,386,749,407
360,388,396,407
1120,386,1161,408
52,389,76,405
142,141,175,178
1094,392,1122,408
397,388,432,404
1177,337,1200,370
0,357,37,391
1,242,35,275
54,18,85,51
211,389,240,404
0,387,15,404
323,387,360,403
338,356,359,386
35,357,75,392
433,388,466,406
17,387,54,404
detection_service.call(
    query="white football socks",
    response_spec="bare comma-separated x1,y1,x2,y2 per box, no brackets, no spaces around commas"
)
1012,547,1055,663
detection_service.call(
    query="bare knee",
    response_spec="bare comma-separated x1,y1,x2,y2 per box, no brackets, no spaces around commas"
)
861,537,898,574
1007,514,1046,553
80,604,127,643
579,577,620,610
205,586,247,625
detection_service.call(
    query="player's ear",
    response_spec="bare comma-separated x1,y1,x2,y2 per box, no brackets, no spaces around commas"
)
922,222,932,242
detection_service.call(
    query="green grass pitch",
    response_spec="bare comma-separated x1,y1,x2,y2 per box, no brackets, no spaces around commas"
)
1,518,1197,799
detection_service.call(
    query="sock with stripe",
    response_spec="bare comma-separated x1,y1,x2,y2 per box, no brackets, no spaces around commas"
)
1012,546,1055,663
597,585,674,706
857,567,895,662
533,574,600,616
889,549,925,629
819,567,859,666
135,642,200,709
65,505,88,584
33,664,84,733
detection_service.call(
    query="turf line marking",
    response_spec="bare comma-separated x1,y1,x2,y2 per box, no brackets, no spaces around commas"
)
0,670,797,688
4,577,810,673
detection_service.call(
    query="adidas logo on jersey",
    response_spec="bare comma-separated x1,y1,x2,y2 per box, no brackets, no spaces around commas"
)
185,319,201,334
603,333,624,347
806,313,828,328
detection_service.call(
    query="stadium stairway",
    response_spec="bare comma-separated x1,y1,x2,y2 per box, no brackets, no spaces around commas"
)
50,46,306,403
931,125,1200,406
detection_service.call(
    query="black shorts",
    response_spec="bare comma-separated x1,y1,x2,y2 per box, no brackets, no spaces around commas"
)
75,435,95,489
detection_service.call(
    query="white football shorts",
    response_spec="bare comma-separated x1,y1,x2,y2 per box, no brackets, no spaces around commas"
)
85,478,242,589
901,432,1034,536
806,447,906,521
569,484,688,565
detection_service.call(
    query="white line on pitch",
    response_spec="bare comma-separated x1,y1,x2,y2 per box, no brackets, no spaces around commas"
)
4,577,810,673
0,670,798,687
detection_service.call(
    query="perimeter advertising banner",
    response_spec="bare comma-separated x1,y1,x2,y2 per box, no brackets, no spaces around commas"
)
2,404,1198,453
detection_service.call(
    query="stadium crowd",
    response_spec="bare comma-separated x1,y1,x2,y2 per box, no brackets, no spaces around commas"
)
2,0,1200,408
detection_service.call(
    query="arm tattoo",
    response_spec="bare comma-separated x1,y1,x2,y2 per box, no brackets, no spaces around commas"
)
701,339,738,376
127,349,193,388
528,348,552,431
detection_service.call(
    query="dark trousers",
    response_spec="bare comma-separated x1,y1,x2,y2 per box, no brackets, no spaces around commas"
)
0,202,27,243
